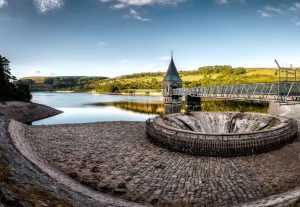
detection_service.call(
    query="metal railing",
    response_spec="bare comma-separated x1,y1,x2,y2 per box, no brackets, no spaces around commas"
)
172,81,300,103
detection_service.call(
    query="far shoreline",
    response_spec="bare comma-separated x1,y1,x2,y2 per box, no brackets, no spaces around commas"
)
32,90,163,97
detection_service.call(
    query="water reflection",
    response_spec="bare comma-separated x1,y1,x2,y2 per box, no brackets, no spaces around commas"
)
201,99,268,113
32,92,269,125
91,99,269,115
92,102,164,115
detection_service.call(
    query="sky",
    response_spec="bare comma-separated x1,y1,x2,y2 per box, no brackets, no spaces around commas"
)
1,0,300,78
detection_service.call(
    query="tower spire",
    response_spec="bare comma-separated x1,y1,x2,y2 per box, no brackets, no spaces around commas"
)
163,51,182,82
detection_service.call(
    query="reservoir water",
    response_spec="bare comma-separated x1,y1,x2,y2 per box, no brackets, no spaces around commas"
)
32,92,162,125
32,92,268,125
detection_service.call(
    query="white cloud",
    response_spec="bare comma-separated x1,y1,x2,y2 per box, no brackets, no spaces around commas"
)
257,10,270,17
98,41,107,46
215,0,228,5
290,2,300,11
120,59,131,64
125,8,151,21
112,3,127,9
258,2,300,26
215,0,245,5
159,56,170,61
291,17,300,26
0,0,8,8
101,0,186,9
34,0,64,14
257,5,285,17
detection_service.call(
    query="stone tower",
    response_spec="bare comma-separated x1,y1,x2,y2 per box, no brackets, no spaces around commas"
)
163,54,182,114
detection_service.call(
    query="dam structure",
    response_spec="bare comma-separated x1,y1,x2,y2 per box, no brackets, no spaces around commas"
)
155,57,299,156
163,57,300,114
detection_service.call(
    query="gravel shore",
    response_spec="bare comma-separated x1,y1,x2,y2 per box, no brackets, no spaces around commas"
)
27,121,300,207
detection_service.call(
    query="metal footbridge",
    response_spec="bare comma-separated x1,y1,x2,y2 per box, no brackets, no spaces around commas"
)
173,81,300,103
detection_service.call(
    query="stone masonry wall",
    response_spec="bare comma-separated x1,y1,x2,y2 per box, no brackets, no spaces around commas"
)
146,113,298,156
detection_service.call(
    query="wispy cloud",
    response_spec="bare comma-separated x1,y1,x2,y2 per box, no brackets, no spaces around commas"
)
215,0,245,5
257,2,300,18
101,0,187,9
0,0,8,8
124,9,151,21
120,59,131,64
100,0,187,21
98,41,107,46
215,0,228,5
257,5,285,17
290,2,300,11
257,2,300,26
34,0,64,14
291,17,300,26
159,56,170,61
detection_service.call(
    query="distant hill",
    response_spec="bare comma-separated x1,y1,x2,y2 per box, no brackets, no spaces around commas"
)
21,76,108,92
88,67,284,94
21,66,299,94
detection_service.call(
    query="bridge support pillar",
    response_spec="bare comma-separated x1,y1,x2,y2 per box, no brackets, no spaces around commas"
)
185,95,201,113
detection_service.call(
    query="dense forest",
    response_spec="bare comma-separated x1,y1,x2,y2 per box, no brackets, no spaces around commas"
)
23,65,298,94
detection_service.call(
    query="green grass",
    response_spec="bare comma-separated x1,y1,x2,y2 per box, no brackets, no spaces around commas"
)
23,67,300,93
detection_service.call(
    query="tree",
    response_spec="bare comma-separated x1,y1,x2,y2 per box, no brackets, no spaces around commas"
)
0,55,32,101
0,55,16,85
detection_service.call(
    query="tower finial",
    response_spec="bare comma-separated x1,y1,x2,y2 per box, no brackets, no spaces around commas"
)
171,50,173,59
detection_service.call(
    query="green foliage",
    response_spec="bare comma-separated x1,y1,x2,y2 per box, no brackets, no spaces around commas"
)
14,81,32,101
0,55,32,101
198,65,246,75
21,65,279,93
23,76,108,91
120,72,164,79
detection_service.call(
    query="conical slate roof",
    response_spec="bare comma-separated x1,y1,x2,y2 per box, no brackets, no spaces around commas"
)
163,57,182,82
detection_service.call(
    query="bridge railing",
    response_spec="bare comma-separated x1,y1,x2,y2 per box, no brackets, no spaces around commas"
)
172,81,300,102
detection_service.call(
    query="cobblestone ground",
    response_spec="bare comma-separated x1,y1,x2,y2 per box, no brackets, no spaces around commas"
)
27,122,300,207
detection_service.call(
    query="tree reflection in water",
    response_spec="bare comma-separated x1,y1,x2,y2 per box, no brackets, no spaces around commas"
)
92,99,268,115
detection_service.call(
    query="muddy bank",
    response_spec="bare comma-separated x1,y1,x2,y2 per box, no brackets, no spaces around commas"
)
0,101,62,123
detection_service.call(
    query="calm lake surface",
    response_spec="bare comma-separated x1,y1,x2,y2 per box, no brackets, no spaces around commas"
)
32,92,162,125
32,92,269,125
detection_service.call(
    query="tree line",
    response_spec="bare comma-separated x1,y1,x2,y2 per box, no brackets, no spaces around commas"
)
0,55,32,101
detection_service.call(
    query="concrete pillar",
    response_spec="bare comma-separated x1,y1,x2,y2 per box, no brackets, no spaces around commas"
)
185,95,201,113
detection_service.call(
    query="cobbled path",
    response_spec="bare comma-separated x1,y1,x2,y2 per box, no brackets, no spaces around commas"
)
27,122,300,207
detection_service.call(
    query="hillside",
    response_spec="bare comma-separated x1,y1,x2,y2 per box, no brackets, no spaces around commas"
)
89,66,296,94
22,66,300,94
21,76,108,92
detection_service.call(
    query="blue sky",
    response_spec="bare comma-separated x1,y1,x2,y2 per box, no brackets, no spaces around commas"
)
1,0,300,78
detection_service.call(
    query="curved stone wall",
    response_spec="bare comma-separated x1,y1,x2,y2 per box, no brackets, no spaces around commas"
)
8,119,146,207
146,112,298,156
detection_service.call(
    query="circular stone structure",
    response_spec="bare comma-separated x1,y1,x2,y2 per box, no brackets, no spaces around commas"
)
146,112,298,156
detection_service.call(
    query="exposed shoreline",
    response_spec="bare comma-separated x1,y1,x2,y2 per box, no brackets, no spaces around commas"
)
1,101,300,207
0,101,62,123
0,102,143,207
